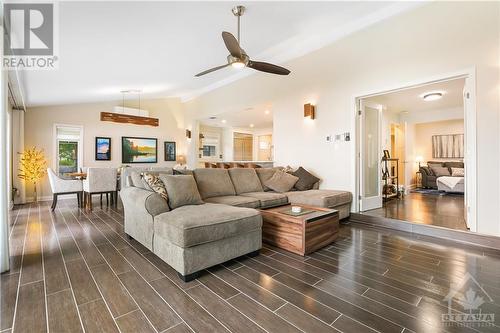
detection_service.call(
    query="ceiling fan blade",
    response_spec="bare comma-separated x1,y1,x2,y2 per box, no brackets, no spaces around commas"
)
222,31,243,58
248,61,290,75
195,64,229,77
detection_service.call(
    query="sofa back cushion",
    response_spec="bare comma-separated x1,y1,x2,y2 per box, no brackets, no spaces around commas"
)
228,168,263,194
255,167,283,191
193,168,236,199
159,175,204,209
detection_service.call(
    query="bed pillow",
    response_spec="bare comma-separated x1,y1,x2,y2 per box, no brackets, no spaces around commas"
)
264,170,299,193
430,166,451,177
451,167,465,177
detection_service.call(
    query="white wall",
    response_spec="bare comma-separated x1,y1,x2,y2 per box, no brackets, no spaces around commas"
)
415,119,464,163
25,98,185,200
184,2,500,235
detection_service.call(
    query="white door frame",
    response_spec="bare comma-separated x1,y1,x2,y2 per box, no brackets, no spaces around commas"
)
352,67,477,232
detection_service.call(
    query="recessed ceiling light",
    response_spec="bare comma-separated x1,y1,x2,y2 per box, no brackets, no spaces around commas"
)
249,124,255,128
421,92,443,101
209,116,217,120
264,110,270,115
221,119,227,124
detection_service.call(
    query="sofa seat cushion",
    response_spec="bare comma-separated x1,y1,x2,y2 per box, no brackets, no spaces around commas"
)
284,190,352,208
154,203,262,248
241,192,288,208
204,195,260,208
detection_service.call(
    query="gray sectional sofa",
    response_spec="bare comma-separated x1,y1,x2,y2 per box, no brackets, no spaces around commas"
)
120,166,352,281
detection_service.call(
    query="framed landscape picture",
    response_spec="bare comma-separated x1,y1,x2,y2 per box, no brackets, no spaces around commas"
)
95,137,111,161
122,137,157,163
164,141,176,161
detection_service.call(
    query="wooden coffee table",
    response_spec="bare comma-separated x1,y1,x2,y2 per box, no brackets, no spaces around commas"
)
259,204,339,256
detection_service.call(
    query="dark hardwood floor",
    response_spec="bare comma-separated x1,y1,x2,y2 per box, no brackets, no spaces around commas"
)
363,192,467,230
2,198,499,333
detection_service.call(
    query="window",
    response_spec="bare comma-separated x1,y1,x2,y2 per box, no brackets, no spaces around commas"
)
54,125,83,178
203,145,216,157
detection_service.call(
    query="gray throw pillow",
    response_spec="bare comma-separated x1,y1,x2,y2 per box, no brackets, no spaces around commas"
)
159,175,204,209
264,170,299,193
292,167,320,191
430,166,451,177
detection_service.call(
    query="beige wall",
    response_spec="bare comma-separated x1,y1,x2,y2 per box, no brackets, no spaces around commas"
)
25,98,185,200
415,119,464,163
184,2,500,235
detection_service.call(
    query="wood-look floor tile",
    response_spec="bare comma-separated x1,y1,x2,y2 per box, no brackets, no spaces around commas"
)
150,277,230,332
331,315,379,333
143,252,199,290
115,310,155,333
8,208,28,274
90,264,137,317
97,243,133,274
237,256,279,276
276,303,341,332
13,281,46,332
234,266,340,324
20,213,43,285
43,251,70,295
273,273,403,333
197,271,239,299
58,236,83,262
118,246,163,282
118,270,181,331
187,284,266,333
209,266,285,311
47,289,83,332
0,273,19,330
228,293,302,333
253,254,321,285
164,323,193,333
66,259,101,305
78,299,119,333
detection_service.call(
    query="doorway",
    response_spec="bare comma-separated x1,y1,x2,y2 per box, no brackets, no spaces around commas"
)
355,73,476,232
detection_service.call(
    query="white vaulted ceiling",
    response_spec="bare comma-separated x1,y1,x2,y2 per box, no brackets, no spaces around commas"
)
20,1,422,106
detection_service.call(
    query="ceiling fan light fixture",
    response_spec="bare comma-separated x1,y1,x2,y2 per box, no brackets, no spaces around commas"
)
231,61,245,69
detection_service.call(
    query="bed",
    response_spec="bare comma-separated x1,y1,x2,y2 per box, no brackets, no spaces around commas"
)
436,176,464,193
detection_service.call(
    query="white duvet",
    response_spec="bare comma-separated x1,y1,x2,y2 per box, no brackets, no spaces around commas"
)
437,176,464,193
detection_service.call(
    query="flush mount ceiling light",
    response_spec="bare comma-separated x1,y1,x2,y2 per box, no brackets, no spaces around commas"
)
249,124,255,128
421,91,444,101
221,119,227,123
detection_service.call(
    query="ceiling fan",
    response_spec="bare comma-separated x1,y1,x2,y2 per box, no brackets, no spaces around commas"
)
195,5,291,77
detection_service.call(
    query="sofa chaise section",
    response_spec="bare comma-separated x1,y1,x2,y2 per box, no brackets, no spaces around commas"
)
284,189,352,219
153,203,261,279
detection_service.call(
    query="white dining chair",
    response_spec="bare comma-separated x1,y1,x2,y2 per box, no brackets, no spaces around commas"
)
47,168,83,211
83,167,117,210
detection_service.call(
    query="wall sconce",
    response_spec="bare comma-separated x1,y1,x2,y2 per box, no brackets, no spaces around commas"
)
185,129,192,139
304,103,315,120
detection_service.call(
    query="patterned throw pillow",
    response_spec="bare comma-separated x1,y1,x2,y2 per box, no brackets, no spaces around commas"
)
142,173,168,201
451,167,465,177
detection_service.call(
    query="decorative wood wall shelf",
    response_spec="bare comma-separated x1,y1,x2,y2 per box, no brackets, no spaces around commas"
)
100,112,159,127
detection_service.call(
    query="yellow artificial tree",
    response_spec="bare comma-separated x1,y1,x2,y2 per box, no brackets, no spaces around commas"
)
18,147,47,202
